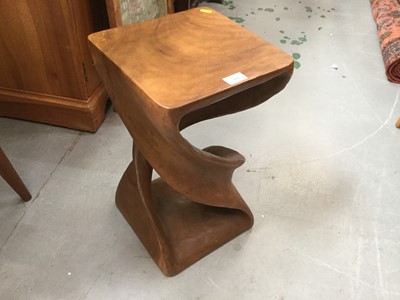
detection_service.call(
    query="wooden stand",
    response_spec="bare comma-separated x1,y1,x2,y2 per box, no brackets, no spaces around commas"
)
89,8,293,276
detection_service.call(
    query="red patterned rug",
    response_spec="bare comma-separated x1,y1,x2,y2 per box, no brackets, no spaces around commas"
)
370,0,400,83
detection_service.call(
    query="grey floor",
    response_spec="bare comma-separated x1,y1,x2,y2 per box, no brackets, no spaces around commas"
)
1,0,400,299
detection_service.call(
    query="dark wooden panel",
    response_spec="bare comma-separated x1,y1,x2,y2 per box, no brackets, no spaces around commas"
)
0,0,86,99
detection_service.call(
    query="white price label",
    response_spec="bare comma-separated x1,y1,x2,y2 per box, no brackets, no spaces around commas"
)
222,72,248,85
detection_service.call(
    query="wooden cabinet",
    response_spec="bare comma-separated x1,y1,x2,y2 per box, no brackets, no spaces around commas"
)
0,0,110,132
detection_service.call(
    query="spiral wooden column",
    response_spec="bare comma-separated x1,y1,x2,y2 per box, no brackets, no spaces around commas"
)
89,8,293,276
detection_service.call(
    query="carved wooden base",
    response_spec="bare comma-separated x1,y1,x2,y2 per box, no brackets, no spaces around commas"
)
116,145,253,276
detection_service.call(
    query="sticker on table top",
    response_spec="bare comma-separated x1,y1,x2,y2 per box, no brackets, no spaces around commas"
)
223,72,248,85
200,9,213,13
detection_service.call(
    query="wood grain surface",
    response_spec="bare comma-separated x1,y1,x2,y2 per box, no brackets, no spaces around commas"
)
0,0,109,132
89,7,293,110
89,7,293,276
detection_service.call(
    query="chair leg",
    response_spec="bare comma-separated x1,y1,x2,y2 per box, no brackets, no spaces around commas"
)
0,148,32,201
396,118,400,128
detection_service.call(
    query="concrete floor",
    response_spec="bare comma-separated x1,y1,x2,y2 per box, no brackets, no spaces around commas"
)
1,0,400,299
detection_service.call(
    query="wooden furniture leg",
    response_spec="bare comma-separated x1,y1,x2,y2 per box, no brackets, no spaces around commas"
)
0,148,32,201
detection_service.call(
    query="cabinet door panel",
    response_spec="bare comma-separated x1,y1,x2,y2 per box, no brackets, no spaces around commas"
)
0,0,86,99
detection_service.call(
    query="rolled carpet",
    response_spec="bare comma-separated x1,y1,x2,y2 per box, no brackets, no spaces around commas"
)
370,0,400,83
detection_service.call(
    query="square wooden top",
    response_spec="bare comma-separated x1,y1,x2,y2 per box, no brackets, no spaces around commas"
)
88,8,293,110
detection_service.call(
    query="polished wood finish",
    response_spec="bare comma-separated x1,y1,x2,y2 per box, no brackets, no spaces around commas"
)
396,118,400,128
0,85,107,132
0,148,31,201
89,8,293,276
0,0,109,132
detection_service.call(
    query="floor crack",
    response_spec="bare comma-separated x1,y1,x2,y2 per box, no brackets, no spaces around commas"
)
0,133,82,252
30,133,82,202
